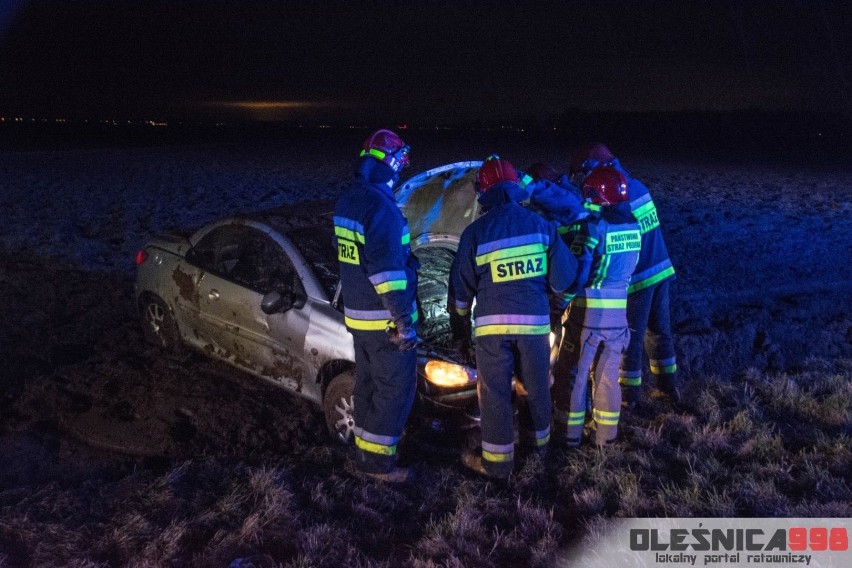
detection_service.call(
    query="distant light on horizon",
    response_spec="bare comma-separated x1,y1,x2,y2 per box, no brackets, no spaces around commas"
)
205,101,318,110
199,100,347,121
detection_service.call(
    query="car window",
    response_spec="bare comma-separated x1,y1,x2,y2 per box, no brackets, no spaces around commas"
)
188,225,239,274
286,224,339,301
190,225,300,295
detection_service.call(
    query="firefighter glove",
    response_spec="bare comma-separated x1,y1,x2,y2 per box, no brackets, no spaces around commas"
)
387,314,419,351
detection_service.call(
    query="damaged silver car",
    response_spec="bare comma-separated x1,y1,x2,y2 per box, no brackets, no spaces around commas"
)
135,162,485,443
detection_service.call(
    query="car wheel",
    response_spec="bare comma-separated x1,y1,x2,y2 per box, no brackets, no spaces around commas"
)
323,371,356,444
141,295,183,355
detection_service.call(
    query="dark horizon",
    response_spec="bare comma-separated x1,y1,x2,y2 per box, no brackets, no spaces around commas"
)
1,0,850,125
3,107,849,166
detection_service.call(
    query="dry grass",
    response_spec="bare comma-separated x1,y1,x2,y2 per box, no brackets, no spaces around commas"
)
1,358,849,566
1,132,850,565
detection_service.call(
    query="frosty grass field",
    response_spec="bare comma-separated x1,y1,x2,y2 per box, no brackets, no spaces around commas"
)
0,127,849,566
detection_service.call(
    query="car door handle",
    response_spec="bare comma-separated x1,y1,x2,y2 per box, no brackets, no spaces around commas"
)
208,289,220,301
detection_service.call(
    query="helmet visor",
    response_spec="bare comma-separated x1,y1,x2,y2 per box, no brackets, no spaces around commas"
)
394,145,411,169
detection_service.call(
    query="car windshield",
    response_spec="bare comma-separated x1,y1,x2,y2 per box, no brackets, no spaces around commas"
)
286,224,339,301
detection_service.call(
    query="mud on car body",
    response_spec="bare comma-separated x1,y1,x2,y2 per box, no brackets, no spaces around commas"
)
135,163,485,444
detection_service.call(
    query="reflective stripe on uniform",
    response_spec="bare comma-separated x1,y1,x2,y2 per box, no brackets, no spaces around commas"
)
566,410,585,426
533,427,551,447
558,224,581,235
619,369,642,387
650,356,677,375
555,408,585,426
630,194,660,234
334,217,409,247
369,270,408,294
476,242,548,266
569,288,630,328
628,263,675,294
355,436,397,456
354,427,399,456
334,216,365,265
474,314,550,337
455,299,471,316
591,254,611,288
345,316,390,331
593,408,620,426
344,302,418,331
333,216,366,244
476,324,550,336
572,297,627,309
354,426,399,446
482,440,514,463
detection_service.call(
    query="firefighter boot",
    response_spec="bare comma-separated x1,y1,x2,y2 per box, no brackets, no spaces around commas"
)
461,451,511,482
654,373,681,404
621,384,641,409
357,467,413,484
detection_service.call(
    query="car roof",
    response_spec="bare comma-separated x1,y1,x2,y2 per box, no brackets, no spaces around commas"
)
240,199,335,235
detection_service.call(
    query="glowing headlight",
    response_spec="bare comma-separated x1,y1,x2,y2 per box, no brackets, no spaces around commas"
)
424,360,477,388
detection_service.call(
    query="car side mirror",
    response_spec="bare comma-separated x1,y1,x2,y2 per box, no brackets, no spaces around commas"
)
292,289,307,310
261,291,287,314
261,290,307,314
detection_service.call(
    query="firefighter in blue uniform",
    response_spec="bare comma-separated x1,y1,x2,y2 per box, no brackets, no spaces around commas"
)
450,156,579,479
552,166,641,446
333,129,419,482
569,143,680,405
523,162,592,333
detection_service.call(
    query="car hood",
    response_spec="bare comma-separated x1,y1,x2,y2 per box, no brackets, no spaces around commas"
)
396,161,483,245
395,162,482,351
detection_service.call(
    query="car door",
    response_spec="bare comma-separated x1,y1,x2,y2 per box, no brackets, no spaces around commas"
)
189,223,310,390
180,224,263,362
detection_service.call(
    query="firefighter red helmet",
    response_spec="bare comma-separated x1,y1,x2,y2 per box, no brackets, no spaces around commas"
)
569,142,615,177
526,162,561,183
582,165,629,206
476,155,518,195
360,129,410,172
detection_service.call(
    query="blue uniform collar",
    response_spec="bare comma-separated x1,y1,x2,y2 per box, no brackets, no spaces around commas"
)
478,180,526,210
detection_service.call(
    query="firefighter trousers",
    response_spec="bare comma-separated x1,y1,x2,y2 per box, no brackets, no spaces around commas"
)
620,279,678,392
476,334,551,478
553,323,630,445
352,332,417,474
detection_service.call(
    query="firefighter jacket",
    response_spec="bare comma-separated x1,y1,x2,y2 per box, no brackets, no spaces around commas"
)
527,176,590,228
450,181,579,338
610,160,675,294
566,203,641,329
333,171,419,335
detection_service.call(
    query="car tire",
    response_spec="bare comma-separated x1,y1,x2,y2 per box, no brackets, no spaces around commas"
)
324,371,356,445
141,295,184,356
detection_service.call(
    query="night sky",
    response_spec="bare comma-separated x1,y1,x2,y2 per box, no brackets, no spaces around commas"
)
1,0,850,125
